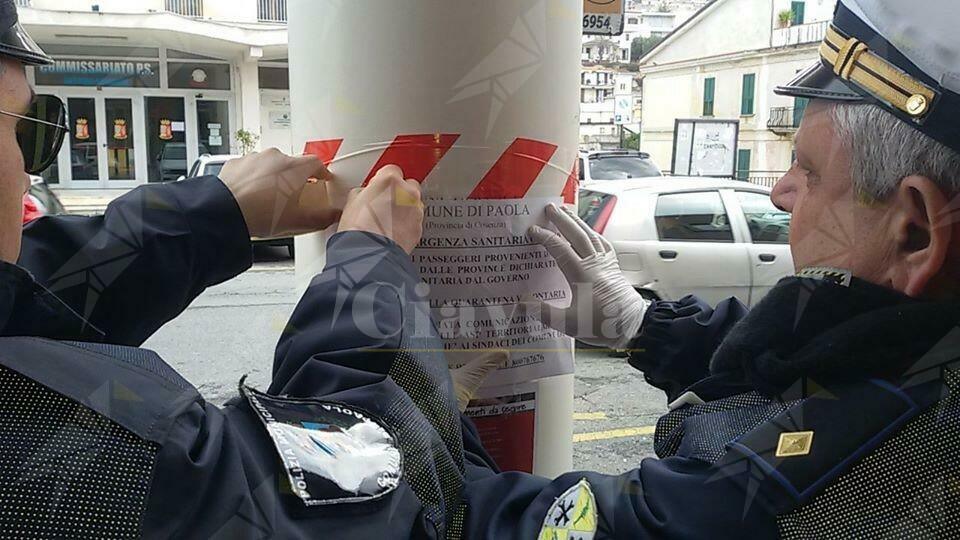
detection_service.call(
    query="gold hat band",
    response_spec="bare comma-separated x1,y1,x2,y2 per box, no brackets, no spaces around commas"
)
820,25,937,119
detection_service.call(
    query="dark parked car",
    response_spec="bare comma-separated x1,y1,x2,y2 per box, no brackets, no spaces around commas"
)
184,154,296,259
579,150,662,183
157,142,210,182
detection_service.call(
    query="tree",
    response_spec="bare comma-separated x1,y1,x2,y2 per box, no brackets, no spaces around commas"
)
235,129,261,155
631,35,665,63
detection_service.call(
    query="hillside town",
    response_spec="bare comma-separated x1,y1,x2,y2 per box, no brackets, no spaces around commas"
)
582,0,835,186
15,0,832,208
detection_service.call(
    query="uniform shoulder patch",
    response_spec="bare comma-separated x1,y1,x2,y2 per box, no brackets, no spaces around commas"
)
796,266,852,287
538,478,597,540
242,386,402,506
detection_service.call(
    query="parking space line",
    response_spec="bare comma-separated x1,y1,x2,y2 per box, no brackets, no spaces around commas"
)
573,412,608,421
248,266,295,273
573,426,655,443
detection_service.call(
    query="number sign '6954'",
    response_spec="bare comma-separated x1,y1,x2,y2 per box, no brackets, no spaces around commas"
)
583,0,625,36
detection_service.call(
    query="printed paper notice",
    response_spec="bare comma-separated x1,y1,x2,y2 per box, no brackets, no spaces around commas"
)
464,383,537,473
414,198,574,387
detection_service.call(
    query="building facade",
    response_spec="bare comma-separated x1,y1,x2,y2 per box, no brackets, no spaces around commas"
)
637,0,835,180
17,0,292,207
578,0,705,151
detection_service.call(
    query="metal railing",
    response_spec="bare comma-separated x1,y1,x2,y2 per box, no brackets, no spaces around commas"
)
581,80,615,88
772,20,829,48
767,106,803,134
165,0,203,17
746,174,786,189
15,0,30,7
258,0,287,22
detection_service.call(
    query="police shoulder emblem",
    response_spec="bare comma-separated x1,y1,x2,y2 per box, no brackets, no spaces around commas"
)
538,478,598,540
242,385,402,506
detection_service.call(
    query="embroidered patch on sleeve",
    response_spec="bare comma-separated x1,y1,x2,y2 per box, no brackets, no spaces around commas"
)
538,478,598,540
242,386,402,506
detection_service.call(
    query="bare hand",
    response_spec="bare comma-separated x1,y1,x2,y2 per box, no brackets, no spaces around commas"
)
338,165,424,254
218,149,341,239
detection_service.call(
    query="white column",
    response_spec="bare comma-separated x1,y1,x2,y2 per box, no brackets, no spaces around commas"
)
289,0,581,478
184,94,200,171
238,46,264,152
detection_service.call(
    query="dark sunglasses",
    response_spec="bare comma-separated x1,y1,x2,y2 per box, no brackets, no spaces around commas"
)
0,94,69,175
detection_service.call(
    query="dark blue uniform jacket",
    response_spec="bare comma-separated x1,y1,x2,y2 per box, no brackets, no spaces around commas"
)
461,284,960,538
2,176,958,538
1,177,489,538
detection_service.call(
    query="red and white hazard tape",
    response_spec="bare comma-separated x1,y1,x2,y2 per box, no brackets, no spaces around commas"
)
304,135,579,204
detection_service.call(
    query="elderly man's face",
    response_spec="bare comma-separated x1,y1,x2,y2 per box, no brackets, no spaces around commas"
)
771,100,894,284
0,58,31,264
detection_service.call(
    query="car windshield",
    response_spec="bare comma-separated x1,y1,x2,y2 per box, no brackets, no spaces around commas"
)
163,145,187,160
589,156,661,180
204,163,226,177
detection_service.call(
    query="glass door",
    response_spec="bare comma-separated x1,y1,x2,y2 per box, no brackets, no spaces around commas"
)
145,97,187,182
67,98,99,182
105,98,136,181
196,100,231,156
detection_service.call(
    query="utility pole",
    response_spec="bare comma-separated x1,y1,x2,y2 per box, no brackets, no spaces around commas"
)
289,0,581,477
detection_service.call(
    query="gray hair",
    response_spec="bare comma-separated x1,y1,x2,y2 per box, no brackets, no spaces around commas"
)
830,103,960,200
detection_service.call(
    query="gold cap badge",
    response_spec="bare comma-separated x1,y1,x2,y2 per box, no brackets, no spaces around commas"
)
776,431,815,458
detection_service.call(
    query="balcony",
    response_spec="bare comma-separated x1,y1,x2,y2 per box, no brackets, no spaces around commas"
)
165,0,203,17
767,106,803,135
581,101,614,114
258,0,287,23
746,174,786,189
581,79,615,88
580,132,621,151
772,20,829,48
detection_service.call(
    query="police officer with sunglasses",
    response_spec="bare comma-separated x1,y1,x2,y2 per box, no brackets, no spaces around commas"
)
0,0,493,537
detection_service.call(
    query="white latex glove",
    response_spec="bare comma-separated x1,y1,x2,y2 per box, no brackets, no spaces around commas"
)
523,204,649,349
449,350,509,412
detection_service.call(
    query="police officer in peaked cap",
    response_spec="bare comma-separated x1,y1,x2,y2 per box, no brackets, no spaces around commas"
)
0,0,501,537
4,0,960,536
453,0,960,537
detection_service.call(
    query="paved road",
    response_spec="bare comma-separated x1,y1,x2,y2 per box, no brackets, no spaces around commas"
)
144,248,666,475
143,248,297,401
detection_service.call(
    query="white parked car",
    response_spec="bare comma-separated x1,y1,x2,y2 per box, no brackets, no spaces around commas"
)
182,153,296,258
579,178,794,308
180,154,242,181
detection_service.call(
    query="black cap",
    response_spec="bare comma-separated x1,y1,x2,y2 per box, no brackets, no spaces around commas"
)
0,0,52,66
775,0,960,155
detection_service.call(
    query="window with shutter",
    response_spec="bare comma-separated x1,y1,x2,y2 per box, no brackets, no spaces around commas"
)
791,1,805,25
742,74,756,115
703,77,716,116
737,149,752,181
